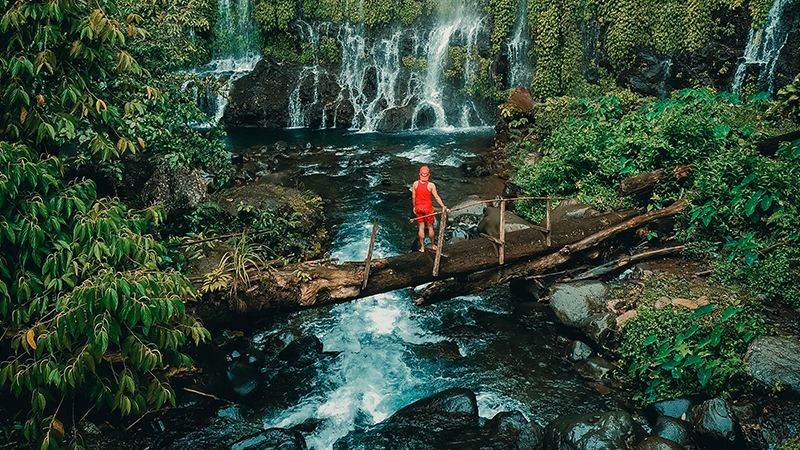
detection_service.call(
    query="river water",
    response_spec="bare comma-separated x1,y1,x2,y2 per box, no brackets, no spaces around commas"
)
223,127,616,449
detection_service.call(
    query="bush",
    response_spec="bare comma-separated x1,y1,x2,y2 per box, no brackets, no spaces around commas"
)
0,143,209,447
618,275,765,403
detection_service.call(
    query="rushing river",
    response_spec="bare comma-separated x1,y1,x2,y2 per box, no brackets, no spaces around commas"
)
223,127,616,449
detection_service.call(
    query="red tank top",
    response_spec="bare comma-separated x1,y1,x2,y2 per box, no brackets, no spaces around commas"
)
415,181,433,212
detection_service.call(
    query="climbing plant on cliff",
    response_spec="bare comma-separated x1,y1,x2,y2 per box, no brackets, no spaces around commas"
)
0,143,210,448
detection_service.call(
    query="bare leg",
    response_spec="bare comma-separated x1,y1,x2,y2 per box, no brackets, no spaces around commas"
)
417,222,426,252
428,223,436,250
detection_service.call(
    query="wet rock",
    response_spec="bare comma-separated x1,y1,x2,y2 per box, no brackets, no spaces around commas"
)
477,206,534,237
689,398,741,449
567,340,593,361
745,335,800,394
583,312,617,347
277,335,323,367
460,156,491,177
376,105,414,132
544,410,643,449
548,281,608,328
736,397,800,449
223,61,298,128
628,53,673,98
230,428,307,450
510,278,551,302
574,355,614,381
449,195,485,219
635,436,683,450
644,398,693,422
159,414,264,450
393,387,478,419
484,411,544,449
652,416,694,448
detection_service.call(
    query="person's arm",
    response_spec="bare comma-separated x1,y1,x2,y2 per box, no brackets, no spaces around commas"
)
411,181,417,212
430,183,447,211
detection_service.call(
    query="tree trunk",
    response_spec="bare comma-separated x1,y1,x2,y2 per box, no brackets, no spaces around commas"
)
192,201,687,321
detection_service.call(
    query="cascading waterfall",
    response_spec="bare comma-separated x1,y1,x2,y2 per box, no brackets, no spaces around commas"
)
731,0,793,93
288,21,328,128
506,0,533,88
190,0,260,124
411,6,483,129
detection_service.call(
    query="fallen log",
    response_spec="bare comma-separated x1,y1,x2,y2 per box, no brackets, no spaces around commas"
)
416,200,687,305
191,208,641,321
618,165,691,196
569,245,685,281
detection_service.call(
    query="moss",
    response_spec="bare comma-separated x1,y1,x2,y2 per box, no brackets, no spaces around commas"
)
402,55,428,73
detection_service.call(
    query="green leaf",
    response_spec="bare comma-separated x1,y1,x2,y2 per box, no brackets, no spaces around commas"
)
691,303,716,318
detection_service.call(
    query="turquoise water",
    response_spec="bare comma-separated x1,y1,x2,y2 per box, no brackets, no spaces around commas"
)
223,127,617,449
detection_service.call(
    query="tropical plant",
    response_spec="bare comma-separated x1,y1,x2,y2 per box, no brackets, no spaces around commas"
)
0,143,209,447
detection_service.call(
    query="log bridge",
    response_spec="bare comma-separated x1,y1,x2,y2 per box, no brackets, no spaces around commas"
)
192,172,689,322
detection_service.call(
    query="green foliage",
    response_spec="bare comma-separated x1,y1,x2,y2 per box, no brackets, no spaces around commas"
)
774,74,800,122
0,143,209,447
510,88,800,310
781,434,800,450
487,0,515,53
121,0,216,71
618,275,765,403
254,0,296,32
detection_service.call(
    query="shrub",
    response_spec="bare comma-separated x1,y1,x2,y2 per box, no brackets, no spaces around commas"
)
0,143,209,447
618,275,765,403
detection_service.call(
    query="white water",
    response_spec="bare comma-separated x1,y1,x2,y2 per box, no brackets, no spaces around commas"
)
411,5,483,129
506,0,533,88
288,21,329,128
189,0,261,125
732,0,793,93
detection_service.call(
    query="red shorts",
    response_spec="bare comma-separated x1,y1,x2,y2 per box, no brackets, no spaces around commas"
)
415,209,435,225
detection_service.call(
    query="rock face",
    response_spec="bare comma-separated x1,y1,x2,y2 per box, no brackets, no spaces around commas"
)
689,398,741,449
333,388,542,449
745,335,800,394
278,335,324,367
544,410,643,449
567,340,593,361
652,416,694,448
375,105,414,132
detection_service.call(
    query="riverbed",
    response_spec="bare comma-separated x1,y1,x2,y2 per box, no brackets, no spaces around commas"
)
223,127,618,449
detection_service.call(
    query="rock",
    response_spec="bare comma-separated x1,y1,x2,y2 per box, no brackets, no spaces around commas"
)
549,281,608,328
460,156,491,177
277,335,323,367
142,166,208,216
575,355,614,381
616,310,639,329
744,335,800,394
628,53,673,98
544,410,643,450
375,105,414,132
654,296,670,310
670,297,709,310
230,428,307,450
510,278,551,302
448,195,485,220
635,436,683,450
567,340,593,361
735,396,800,449
689,398,741,449
644,398,693,422
477,206,534,237
505,87,535,112
393,387,478,419
652,416,694,448
583,312,617,347
484,411,544,449
549,199,602,224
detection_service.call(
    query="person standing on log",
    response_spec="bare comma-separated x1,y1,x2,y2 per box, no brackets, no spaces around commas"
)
412,165,447,252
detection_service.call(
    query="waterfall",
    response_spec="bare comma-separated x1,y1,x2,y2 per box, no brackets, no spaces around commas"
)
189,0,260,125
288,21,328,128
411,5,484,129
731,0,793,93
507,0,533,88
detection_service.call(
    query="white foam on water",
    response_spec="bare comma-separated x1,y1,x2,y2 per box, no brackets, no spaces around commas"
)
476,391,530,420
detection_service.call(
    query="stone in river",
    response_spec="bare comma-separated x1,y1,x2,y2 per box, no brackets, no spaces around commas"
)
230,428,308,450
483,411,544,449
644,398,693,422
277,335,323,367
544,410,644,449
574,355,614,381
635,436,684,450
689,398,742,449
567,340,593,361
745,335,800,394
652,416,695,448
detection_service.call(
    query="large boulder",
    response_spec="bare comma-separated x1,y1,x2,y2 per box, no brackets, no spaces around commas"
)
230,428,307,450
375,105,414,132
549,282,608,328
277,335,324,367
644,398,693,423
141,166,208,216
477,206,535,237
334,388,539,449
544,410,643,449
652,416,694,448
689,398,742,449
745,335,800,394
635,437,683,450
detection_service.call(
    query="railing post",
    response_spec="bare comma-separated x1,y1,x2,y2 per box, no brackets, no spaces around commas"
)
432,210,447,277
362,222,378,290
545,198,552,247
499,198,506,265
